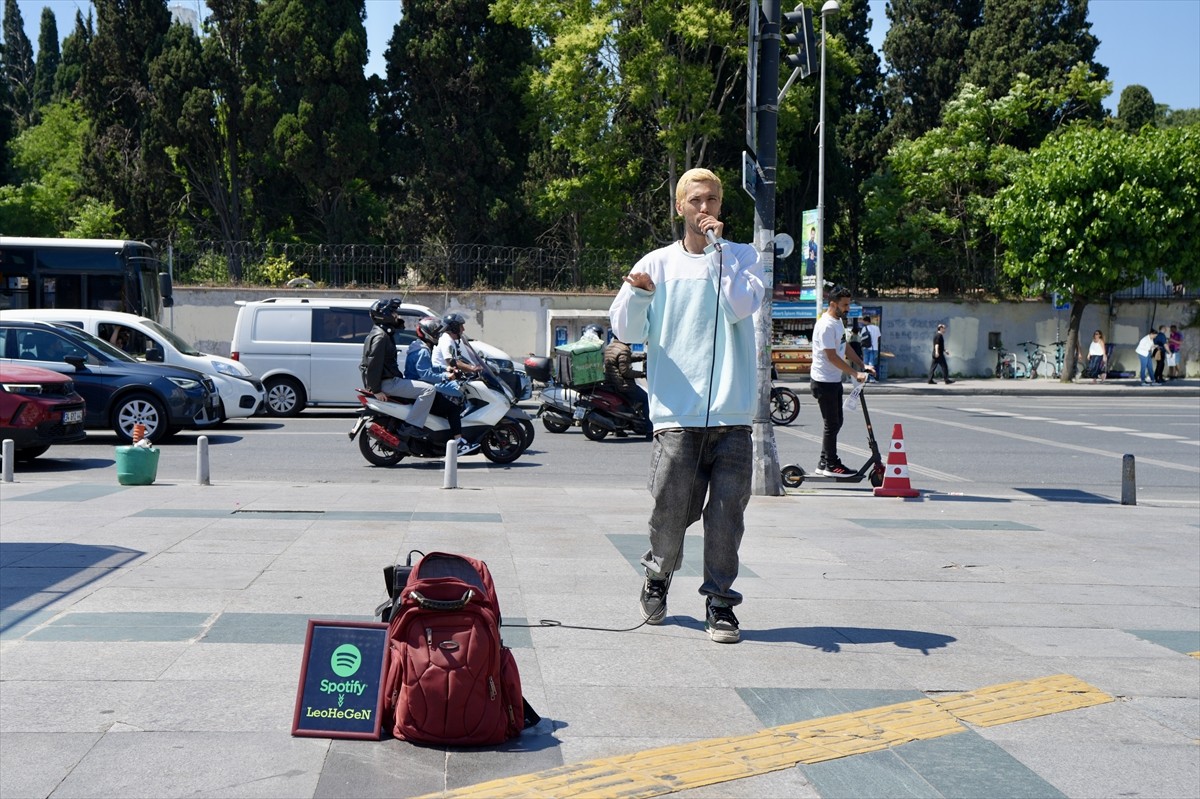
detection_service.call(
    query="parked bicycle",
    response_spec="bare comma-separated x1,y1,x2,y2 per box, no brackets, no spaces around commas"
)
1051,340,1067,378
1019,341,1048,379
994,346,1028,379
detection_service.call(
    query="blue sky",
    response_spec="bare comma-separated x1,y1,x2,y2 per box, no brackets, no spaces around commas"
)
8,0,1200,112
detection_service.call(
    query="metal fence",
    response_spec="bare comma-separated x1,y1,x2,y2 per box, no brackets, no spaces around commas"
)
150,239,1195,300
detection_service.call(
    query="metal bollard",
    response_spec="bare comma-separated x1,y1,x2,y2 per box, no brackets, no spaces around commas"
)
2,439,14,482
443,439,458,489
196,436,211,485
1121,454,1136,506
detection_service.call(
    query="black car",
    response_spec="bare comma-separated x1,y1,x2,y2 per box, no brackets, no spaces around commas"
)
0,319,220,443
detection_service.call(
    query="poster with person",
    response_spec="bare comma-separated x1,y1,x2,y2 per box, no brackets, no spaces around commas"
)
802,208,818,282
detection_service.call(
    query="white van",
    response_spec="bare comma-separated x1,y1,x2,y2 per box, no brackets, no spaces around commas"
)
230,297,530,416
0,308,265,420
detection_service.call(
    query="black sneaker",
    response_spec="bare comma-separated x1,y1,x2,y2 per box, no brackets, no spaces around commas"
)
816,462,853,477
639,577,668,624
705,600,741,644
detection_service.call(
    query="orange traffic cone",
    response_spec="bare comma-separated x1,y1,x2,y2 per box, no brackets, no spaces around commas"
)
874,423,921,498
132,423,146,443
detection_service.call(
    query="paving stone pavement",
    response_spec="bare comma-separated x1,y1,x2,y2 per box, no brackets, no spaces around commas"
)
1,442,1197,798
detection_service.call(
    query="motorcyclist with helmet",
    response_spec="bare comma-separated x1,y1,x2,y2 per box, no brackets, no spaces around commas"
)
360,298,436,435
433,312,483,377
405,317,476,456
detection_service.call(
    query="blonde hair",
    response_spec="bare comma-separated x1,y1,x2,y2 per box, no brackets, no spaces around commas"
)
675,168,723,206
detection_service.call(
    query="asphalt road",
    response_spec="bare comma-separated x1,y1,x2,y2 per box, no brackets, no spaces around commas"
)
11,393,1200,504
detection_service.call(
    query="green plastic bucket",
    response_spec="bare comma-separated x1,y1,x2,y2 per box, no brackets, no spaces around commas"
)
115,445,160,485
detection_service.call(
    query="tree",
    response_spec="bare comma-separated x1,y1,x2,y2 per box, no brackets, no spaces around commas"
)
32,8,60,108
964,0,1105,103
1164,108,1200,128
258,0,374,242
991,124,1200,380
79,0,177,238
493,0,745,253
881,0,982,142
378,0,535,248
0,100,107,235
2,0,36,130
1117,84,1155,132
0,42,11,182
53,11,93,102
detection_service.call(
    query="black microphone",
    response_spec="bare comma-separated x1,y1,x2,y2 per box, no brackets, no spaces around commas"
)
705,229,722,252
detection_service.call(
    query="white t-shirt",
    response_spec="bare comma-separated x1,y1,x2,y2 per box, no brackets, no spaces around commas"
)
1088,340,1106,357
810,311,847,383
1135,335,1154,357
865,323,881,350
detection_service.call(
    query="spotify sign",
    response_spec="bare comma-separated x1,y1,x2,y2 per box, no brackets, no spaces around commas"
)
292,620,389,740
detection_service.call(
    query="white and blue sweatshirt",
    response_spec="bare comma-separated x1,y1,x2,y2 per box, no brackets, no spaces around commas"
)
609,239,765,431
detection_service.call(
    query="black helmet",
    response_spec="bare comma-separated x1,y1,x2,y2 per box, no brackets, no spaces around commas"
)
582,323,605,341
416,316,444,345
442,312,467,335
369,298,404,328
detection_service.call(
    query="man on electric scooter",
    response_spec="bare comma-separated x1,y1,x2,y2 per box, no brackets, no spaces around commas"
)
810,287,873,476
361,299,436,437
405,317,475,457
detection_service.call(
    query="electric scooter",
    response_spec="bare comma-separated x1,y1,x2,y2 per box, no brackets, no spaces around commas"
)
780,380,885,488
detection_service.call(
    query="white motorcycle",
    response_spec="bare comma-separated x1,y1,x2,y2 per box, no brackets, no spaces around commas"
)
348,366,527,466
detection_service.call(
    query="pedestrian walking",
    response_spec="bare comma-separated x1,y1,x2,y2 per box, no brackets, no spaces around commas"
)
809,286,873,477
928,323,954,384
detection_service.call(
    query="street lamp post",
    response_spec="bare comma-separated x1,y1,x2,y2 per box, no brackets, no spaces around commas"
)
815,0,839,307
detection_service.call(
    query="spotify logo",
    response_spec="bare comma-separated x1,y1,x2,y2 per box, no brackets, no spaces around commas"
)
330,644,362,677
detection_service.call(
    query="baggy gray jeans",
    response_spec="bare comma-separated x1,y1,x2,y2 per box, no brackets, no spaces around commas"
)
641,426,752,606
381,377,436,428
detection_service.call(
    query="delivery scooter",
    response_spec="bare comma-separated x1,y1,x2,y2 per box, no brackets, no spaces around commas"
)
780,379,885,488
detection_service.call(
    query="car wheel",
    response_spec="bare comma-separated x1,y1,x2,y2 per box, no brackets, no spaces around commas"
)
481,420,524,464
15,445,51,461
358,429,405,466
113,393,169,443
541,412,572,433
581,415,609,441
264,376,305,417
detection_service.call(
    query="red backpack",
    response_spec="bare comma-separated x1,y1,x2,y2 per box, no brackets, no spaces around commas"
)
382,552,535,746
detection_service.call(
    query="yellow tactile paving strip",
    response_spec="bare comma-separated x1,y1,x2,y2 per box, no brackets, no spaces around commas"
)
416,674,1112,799
1189,651,1200,659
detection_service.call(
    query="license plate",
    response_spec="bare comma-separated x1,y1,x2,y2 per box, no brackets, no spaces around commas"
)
63,409,83,424
573,407,585,420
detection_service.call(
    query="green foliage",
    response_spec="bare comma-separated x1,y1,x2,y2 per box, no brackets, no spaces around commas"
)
882,0,982,141
65,198,126,238
1165,108,1200,128
1117,85,1156,132
32,8,60,108
378,0,535,247
176,251,231,284
3,0,36,130
242,253,299,286
992,124,1200,300
53,11,92,102
964,0,1104,103
0,100,87,233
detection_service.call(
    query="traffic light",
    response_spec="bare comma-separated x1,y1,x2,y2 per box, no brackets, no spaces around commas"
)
782,6,816,79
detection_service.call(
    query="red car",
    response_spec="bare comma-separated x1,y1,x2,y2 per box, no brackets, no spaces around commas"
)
0,363,88,460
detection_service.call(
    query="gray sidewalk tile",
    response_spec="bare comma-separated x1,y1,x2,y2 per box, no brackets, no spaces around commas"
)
895,731,1066,798
0,732,102,799
202,612,373,644
0,680,152,733
981,626,1186,658
7,485,129,502
0,642,188,680
158,642,305,681
801,748,942,798
49,731,329,799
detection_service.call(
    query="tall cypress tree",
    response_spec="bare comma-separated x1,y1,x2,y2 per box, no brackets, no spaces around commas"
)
258,0,373,242
54,11,93,102
1118,85,1156,133
80,0,176,237
32,8,60,109
882,0,982,142
0,41,11,182
964,0,1104,101
2,0,36,130
379,0,534,247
